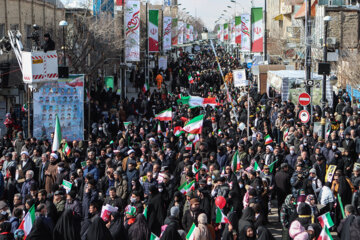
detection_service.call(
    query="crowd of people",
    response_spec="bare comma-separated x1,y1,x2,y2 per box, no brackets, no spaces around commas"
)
1,45,360,240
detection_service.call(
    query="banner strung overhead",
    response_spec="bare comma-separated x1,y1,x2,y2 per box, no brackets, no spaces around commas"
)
178,21,184,45
251,7,263,52
125,0,140,61
163,16,172,51
171,18,178,46
33,75,84,141
235,16,241,44
224,23,229,41
241,14,251,51
149,10,159,52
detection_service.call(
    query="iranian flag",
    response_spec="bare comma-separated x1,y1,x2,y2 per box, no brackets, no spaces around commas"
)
154,108,172,121
183,115,204,134
264,135,273,145
143,206,148,219
174,126,185,137
251,8,263,52
216,207,230,223
178,180,195,194
188,75,194,84
157,122,162,134
177,96,219,108
62,142,71,156
185,143,192,151
235,16,241,44
231,150,241,172
283,128,289,141
150,232,160,240
149,10,159,52
142,82,149,93
224,23,229,40
52,115,62,152
124,121,132,129
318,212,334,229
318,226,333,240
18,205,36,237
186,223,196,240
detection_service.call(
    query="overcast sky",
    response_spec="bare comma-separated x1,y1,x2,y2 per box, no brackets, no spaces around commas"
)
152,0,265,30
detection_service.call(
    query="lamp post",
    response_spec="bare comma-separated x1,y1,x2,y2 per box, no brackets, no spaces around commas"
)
321,15,331,139
59,20,68,66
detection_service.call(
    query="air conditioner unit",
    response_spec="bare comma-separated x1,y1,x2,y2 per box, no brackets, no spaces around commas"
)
327,37,337,45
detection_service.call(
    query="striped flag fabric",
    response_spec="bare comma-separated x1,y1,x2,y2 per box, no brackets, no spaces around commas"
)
235,16,241,44
267,159,278,173
142,82,149,93
283,128,289,141
52,115,62,152
224,23,229,40
185,143,192,151
182,115,204,134
231,150,241,172
318,225,333,240
143,206,148,219
124,121,132,129
216,207,230,223
18,205,36,237
150,232,160,240
174,126,185,137
264,135,273,145
251,7,263,52
188,75,194,84
318,212,334,229
186,223,196,240
254,161,260,171
178,180,195,194
149,10,159,52
154,108,172,121
177,95,219,108
63,142,71,156
157,122,162,135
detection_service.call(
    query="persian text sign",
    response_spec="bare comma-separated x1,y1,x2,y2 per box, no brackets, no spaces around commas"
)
125,1,140,61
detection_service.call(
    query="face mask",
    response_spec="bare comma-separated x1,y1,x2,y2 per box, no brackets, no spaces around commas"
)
207,181,212,186
290,150,294,155
332,146,336,150
304,143,307,146
140,158,144,163
130,197,136,203
306,134,310,136
58,167,63,172
212,175,215,180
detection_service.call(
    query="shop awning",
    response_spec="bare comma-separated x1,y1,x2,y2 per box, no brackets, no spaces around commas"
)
294,0,317,19
274,14,284,21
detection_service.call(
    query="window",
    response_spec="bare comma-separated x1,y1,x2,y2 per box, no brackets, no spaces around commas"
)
10,24,19,31
0,24,4,39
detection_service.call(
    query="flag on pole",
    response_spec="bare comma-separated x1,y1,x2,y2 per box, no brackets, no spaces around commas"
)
231,150,241,172
178,180,195,194
254,161,260,171
318,225,333,240
188,74,194,84
182,115,204,134
52,115,62,152
18,205,36,237
318,212,334,229
150,233,160,240
264,135,273,145
157,122,162,135
177,96,219,108
325,129,331,140
124,121,132,129
267,159,278,173
62,179,73,193
154,108,172,121
185,143,192,151
143,206,148,219
235,16,241,44
224,23,229,40
186,223,196,240
163,16,172,51
216,207,230,223
251,8,263,52
337,194,345,219
22,103,28,112
62,142,71,156
142,82,149,93
174,126,185,137
149,10,159,52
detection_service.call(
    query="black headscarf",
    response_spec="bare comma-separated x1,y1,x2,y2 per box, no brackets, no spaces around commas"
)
27,217,53,240
238,207,255,238
238,225,256,240
128,214,150,240
108,212,125,240
86,217,113,240
257,226,275,240
53,209,81,240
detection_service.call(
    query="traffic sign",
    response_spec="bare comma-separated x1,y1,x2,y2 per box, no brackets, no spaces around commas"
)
298,92,311,106
299,110,310,123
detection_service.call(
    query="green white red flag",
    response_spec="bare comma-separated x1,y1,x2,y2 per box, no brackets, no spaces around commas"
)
254,161,260,171
183,115,204,134
52,115,62,152
142,82,149,93
174,126,185,137
216,207,230,223
318,225,333,240
150,232,160,240
154,108,172,121
157,122,162,134
318,212,334,229
224,23,229,40
251,8,263,52
231,150,241,172
235,16,241,44
149,10,159,52
264,135,273,145
177,96,219,108
188,74,194,84
63,142,71,156
185,143,192,151
178,180,195,194
186,223,196,240
18,204,36,237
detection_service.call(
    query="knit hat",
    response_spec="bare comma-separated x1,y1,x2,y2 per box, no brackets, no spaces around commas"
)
170,206,180,218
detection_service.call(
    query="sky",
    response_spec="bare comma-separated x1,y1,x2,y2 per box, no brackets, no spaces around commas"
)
152,0,265,30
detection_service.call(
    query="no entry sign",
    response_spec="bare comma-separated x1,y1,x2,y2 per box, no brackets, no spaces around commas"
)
298,93,311,106
299,110,310,123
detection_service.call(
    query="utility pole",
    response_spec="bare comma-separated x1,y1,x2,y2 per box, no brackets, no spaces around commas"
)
263,0,267,62
145,0,149,88
305,0,312,120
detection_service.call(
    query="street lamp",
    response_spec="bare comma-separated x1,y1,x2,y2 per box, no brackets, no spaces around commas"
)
59,20,68,66
321,15,332,139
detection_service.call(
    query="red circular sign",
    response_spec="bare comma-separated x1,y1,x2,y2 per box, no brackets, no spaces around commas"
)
298,93,311,106
299,110,310,123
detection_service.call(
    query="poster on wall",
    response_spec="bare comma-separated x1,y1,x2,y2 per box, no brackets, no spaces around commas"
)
33,75,85,141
